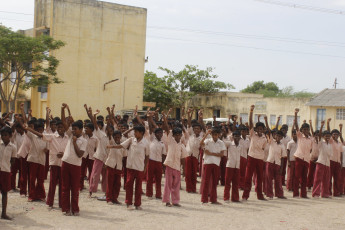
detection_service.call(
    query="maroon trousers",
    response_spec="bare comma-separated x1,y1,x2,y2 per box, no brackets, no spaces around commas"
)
10,158,21,190
146,160,163,198
61,161,81,213
44,152,49,180
106,167,122,203
122,157,127,189
312,163,330,198
242,156,265,200
125,169,143,207
201,164,219,203
266,162,284,198
46,165,61,207
80,157,88,190
86,158,94,181
219,156,227,186
199,149,204,177
28,162,46,200
307,160,316,189
20,157,29,196
185,156,198,193
293,157,309,198
286,161,295,191
239,157,247,190
341,167,345,195
281,158,287,185
329,160,341,196
224,167,240,201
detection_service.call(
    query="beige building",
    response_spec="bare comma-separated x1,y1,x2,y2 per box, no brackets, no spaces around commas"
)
30,0,147,118
306,89,345,131
186,92,311,129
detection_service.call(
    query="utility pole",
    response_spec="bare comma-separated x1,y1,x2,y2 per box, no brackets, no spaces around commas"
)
333,78,338,89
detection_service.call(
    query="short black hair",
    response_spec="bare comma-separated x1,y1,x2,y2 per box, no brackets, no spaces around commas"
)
97,115,104,120
331,129,340,134
84,119,91,123
0,126,12,135
211,126,221,134
255,122,265,129
54,117,61,121
292,129,297,135
97,120,104,128
276,130,284,136
85,122,94,131
192,123,202,129
72,121,83,129
154,128,163,134
50,120,57,125
113,130,122,136
172,127,182,135
56,120,63,126
322,130,331,136
301,123,310,129
133,125,145,134
37,118,45,124
121,123,129,129
232,131,240,136
28,120,35,126
34,122,45,130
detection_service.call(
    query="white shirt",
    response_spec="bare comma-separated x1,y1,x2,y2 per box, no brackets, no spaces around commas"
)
121,137,150,172
93,129,112,163
17,134,31,158
224,141,242,169
149,135,166,162
248,128,267,160
342,146,345,168
0,142,17,172
105,144,127,170
163,133,188,171
26,132,47,166
203,138,226,166
287,140,298,162
317,140,333,167
266,140,286,166
186,134,203,158
43,133,69,167
11,132,25,158
61,132,87,167
239,136,250,159
84,134,98,160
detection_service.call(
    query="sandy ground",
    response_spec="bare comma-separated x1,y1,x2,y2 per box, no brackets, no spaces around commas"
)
1,176,345,230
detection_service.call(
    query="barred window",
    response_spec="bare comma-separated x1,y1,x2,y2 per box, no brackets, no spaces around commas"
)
287,115,300,126
336,109,345,120
240,113,248,123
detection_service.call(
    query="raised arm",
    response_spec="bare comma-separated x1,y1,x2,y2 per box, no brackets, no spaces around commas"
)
327,118,331,132
319,120,325,142
309,120,314,136
294,108,300,132
61,103,69,131
198,109,206,132
249,105,255,130
339,124,344,144
187,108,193,128
264,115,270,134
46,107,51,130
24,126,44,138
20,103,28,124
200,129,211,147
161,111,170,135
147,111,157,134
275,115,281,129
72,136,84,158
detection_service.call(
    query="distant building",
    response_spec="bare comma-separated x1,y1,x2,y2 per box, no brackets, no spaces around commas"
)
30,0,147,118
306,88,345,130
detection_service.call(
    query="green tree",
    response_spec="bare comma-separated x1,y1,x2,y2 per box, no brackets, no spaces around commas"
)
0,25,65,112
157,65,234,108
241,81,280,97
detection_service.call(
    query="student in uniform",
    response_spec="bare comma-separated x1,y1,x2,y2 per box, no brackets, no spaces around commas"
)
286,129,298,191
0,126,17,220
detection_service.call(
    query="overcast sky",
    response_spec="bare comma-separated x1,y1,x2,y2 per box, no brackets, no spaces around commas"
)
1,0,345,92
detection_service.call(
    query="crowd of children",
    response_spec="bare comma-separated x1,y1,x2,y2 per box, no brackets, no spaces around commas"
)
0,103,344,219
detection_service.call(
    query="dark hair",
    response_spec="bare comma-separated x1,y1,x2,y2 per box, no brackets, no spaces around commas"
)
37,118,45,124
54,117,61,121
0,126,12,135
123,114,129,119
56,120,63,126
28,120,35,125
85,122,95,131
255,122,265,129
132,117,139,124
121,123,129,129
77,119,83,123
292,129,297,135
154,128,163,134
276,130,284,136
133,125,145,134
84,119,91,123
172,127,182,135
30,117,37,121
72,121,83,129
14,123,22,128
281,124,288,130
97,115,104,120
106,125,114,131
192,123,201,129
34,122,45,130
2,112,8,118
301,123,310,129
211,126,221,134
322,130,331,136
50,120,57,125
113,130,122,136
232,131,241,136
97,120,104,128
331,129,340,134
156,121,162,126
313,130,320,136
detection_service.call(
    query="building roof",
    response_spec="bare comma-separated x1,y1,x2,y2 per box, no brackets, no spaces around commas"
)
306,89,345,107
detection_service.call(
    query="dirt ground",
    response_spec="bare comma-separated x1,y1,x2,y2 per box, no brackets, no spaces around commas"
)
1,176,345,230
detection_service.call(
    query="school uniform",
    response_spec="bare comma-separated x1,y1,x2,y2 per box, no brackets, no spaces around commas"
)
223,141,242,201
242,128,267,200
265,140,286,198
61,132,87,214
286,140,297,191
121,137,150,207
26,132,47,201
293,131,313,198
185,130,203,193
11,132,24,190
281,135,291,185
162,133,188,204
329,140,343,196
340,146,345,195
105,143,127,203
312,139,333,198
307,140,319,189
0,142,17,193
17,134,31,196
219,136,230,186
146,135,166,198
89,130,111,193
239,136,250,190
201,138,226,203
121,136,128,189
42,133,69,207
80,134,97,191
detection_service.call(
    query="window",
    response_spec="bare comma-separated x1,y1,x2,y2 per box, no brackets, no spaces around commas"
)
286,115,300,127
336,109,345,120
240,113,248,123
254,114,265,123
213,110,220,118
270,115,276,126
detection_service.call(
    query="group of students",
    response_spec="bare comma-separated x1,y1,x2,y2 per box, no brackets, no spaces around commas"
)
0,103,344,219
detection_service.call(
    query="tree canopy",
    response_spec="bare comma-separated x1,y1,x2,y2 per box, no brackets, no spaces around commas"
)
241,81,315,98
144,65,234,109
0,25,65,112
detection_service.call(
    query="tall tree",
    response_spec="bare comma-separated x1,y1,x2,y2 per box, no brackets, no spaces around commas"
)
0,25,65,112
241,80,280,97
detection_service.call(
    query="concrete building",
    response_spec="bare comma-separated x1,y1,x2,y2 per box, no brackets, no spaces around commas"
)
31,0,147,118
306,89,345,130
186,92,311,129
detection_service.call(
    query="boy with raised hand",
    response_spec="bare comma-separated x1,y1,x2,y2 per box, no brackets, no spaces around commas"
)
60,103,87,216
286,128,298,192
0,126,17,220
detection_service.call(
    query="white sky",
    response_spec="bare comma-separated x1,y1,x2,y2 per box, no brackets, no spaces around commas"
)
1,0,345,93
